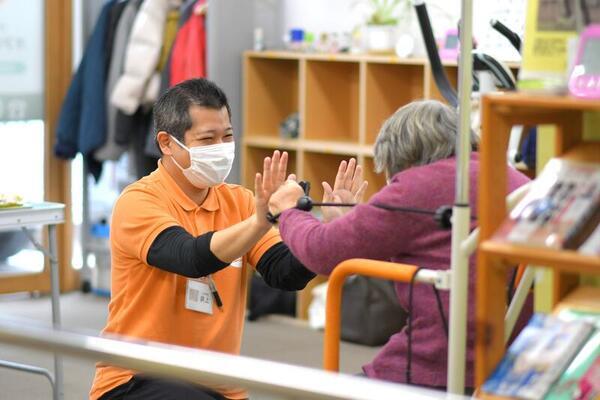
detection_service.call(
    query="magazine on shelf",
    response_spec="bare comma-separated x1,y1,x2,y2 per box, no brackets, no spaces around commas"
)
493,158,600,253
482,313,595,400
545,309,600,400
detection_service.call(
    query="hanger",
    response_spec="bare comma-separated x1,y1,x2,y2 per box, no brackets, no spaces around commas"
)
194,1,208,15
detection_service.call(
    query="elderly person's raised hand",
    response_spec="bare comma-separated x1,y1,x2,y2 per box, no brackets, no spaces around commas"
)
268,177,305,218
321,158,368,223
255,150,289,228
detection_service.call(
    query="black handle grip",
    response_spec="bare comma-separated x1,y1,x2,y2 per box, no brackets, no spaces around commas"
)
490,19,521,52
298,181,311,196
414,2,458,107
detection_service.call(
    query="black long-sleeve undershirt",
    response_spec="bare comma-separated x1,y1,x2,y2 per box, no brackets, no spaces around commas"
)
146,226,315,290
146,227,228,278
255,242,316,291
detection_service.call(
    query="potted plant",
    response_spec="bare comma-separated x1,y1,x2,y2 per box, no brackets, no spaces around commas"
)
356,0,410,53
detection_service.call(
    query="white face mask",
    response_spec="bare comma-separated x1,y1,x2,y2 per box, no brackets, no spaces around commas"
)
170,136,235,188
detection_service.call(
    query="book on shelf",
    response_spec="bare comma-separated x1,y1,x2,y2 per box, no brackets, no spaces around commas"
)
482,312,595,400
545,309,600,400
493,158,600,254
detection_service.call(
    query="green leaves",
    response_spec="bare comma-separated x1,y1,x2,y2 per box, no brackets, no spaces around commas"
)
368,0,404,25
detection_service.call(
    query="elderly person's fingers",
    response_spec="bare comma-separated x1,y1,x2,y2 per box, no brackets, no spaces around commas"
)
354,181,369,203
350,164,364,194
333,160,347,190
343,158,357,190
322,182,335,202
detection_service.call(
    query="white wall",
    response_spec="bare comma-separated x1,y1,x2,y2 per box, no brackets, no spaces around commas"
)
279,0,526,61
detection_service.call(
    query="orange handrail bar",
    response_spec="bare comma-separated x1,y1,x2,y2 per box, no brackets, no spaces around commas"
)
323,259,418,372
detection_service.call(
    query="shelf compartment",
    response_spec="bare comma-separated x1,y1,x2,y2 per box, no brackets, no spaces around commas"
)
362,156,387,201
426,65,458,103
243,136,299,151
553,286,600,314
365,63,425,144
482,92,600,112
302,139,371,156
304,60,360,142
302,151,359,202
561,142,600,163
242,145,297,188
479,240,600,275
244,57,299,137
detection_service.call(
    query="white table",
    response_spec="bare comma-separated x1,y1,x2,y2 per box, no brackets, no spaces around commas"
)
0,202,65,400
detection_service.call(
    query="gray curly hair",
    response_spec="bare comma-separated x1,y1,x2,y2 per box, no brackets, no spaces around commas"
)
373,100,479,178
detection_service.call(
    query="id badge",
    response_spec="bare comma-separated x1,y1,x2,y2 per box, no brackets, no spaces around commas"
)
185,279,213,314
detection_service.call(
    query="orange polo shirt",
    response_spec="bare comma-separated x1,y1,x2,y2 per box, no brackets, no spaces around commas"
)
90,161,281,400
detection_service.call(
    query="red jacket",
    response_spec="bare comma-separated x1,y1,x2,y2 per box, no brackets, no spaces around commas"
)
170,0,206,86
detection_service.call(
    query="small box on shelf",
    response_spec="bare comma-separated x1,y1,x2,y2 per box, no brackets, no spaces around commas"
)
304,60,360,142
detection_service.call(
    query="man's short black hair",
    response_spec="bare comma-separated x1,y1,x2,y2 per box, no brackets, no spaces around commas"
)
153,78,231,154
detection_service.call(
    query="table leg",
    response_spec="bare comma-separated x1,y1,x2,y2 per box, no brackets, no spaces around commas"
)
48,224,63,400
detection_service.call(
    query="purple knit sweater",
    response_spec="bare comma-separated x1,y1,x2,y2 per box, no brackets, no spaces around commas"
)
278,153,531,388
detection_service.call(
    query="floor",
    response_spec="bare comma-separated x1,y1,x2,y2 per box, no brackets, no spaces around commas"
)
0,292,380,400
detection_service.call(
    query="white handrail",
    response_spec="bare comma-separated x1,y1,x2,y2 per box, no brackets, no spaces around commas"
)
0,316,468,400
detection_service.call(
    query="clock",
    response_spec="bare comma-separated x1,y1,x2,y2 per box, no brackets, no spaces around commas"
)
569,24,600,99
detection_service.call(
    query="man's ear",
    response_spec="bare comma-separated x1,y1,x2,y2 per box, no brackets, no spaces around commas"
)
156,131,173,156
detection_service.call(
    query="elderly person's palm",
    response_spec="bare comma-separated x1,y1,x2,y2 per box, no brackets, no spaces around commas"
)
322,158,368,223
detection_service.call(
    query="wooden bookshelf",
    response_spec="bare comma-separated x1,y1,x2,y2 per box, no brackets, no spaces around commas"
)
476,93,600,388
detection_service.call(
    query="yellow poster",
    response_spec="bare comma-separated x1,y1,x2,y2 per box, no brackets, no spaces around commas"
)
519,0,578,92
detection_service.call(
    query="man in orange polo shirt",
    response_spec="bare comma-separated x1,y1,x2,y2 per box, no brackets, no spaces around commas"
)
90,78,315,400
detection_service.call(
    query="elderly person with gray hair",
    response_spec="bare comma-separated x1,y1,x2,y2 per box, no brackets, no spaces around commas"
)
268,100,530,391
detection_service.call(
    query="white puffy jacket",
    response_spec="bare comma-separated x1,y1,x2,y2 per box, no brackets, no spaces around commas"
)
111,0,181,115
